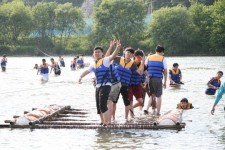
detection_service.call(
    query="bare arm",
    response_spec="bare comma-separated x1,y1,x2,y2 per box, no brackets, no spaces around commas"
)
136,52,145,75
163,69,168,88
78,70,90,83
105,39,116,57
109,40,121,61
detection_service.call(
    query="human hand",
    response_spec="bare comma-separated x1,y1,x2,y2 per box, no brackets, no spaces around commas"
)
163,83,166,89
116,40,121,49
110,39,116,47
78,77,82,84
211,107,215,115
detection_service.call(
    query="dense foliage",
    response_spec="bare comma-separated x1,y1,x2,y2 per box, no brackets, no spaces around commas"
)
0,0,224,56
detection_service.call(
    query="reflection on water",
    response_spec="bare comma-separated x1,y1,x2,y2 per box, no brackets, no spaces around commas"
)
0,56,225,149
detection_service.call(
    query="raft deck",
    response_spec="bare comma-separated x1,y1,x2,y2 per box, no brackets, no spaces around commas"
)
1,106,185,130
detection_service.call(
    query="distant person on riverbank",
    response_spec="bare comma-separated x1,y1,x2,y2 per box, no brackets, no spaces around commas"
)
37,59,51,82
177,98,194,110
205,71,223,95
1,54,7,72
50,58,61,75
145,45,167,116
211,82,225,115
169,63,183,85
59,56,65,67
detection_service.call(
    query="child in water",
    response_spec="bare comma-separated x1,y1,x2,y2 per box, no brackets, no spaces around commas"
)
177,98,194,109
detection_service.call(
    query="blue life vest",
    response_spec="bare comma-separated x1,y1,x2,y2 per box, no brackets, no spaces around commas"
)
77,59,84,64
60,60,65,67
206,79,221,95
71,63,76,68
170,68,181,83
1,58,7,67
40,64,49,74
130,63,144,85
110,64,120,83
115,57,133,85
54,63,60,72
93,58,111,85
147,54,164,78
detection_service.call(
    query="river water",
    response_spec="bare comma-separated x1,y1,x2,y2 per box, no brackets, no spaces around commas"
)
0,56,224,150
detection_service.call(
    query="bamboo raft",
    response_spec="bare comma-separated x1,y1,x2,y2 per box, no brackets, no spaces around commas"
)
1,105,186,130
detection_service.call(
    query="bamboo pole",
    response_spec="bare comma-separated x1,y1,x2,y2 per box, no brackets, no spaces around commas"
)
34,124,185,130
57,114,88,118
42,121,156,126
61,110,88,115
49,118,97,122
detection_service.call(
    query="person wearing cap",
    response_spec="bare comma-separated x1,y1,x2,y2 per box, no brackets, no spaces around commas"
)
211,82,225,115
205,71,223,95
50,58,61,75
106,47,145,121
78,40,121,126
129,50,147,114
1,54,7,72
169,63,183,85
145,45,167,115
177,98,194,109
37,59,51,82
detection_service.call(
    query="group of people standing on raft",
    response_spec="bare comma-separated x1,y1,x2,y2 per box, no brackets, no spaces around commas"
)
78,40,193,126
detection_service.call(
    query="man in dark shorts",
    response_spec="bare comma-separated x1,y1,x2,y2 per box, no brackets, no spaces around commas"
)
78,41,121,126
145,45,167,115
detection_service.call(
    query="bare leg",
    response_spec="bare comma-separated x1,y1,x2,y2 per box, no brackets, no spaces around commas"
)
107,100,113,123
112,103,116,121
133,98,143,110
102,110,109,125
156,96,162,115
125,105,130,120
129,100,134,118
99,113,103,124
145,96,153,111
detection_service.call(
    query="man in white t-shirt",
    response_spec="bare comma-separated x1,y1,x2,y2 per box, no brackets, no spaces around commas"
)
78,40,121,126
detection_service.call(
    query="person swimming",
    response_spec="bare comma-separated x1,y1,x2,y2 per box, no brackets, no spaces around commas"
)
205,71,223,95
33,64,38,70
177,98,194,110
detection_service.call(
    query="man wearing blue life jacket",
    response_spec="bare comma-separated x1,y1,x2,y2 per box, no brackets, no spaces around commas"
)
129,50,147,114
78,40,121,126
37,59,51,82
77,55,85,69
145,45,167,116
211,82,225,115
1,54,7,72
50,58,61,75
169,63,183,85
206,71,223,95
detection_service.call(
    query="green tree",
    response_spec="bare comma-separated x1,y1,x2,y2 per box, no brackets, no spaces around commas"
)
210,0,225,55
32,2,57,49
92,0,147,47
148,6,195,55
55,3,85,45
189,3,213,54
0,1,33,46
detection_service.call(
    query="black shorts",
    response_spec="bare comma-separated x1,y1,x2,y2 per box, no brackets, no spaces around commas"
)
95,85,111,114
114,85,130,106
